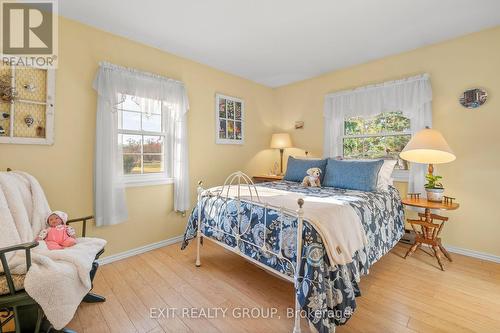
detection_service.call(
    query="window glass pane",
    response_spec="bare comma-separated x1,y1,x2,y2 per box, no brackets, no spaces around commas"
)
143,135,163,153
384,134,411,169
373,111,410,133
149,100,162,115
343,137,364,159
363,136,386,158
344,117,363,135
118,93,167,178
142,113,162,132
120,110,141,131
345,112,410,135
123,154,141,174
343,111,411,170
121,134,142,153
118,94,141,112
363,117,380,135
143,154,163,173
139,98,162,115
343,134,411,170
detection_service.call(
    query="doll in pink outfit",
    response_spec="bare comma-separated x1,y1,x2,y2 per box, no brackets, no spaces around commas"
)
37,211,77,250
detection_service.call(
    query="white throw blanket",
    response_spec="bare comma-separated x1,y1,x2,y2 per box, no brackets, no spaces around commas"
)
0,171,106,330
206,185,368,265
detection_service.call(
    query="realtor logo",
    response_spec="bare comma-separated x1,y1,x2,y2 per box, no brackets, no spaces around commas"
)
1,0,58,67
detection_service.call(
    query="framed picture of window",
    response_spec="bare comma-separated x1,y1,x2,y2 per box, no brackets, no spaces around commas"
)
215,93,244,144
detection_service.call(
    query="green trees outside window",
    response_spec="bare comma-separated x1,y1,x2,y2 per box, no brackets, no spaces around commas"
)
343,111,411,170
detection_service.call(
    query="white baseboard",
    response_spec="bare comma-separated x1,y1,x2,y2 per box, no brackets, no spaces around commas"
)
444,245,500,264
96,235,500,266
98,235,184,265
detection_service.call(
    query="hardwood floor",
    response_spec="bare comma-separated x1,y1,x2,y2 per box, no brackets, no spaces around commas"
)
68,241,500,333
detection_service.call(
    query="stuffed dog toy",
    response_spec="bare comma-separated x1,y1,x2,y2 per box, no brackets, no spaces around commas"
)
302,167,322,187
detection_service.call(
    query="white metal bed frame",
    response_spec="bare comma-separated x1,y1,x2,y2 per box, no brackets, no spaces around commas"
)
194,171,308,333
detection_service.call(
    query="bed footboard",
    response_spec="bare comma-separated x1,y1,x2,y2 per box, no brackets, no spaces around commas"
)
194,171,306,333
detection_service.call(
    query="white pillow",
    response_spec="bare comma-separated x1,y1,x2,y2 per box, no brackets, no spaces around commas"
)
377,160,397,190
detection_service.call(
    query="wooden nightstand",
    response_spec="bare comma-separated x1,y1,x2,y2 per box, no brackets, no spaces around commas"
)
252,175,284,183
402,196,459,271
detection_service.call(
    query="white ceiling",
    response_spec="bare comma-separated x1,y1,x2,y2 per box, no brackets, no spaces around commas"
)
59,0,500,87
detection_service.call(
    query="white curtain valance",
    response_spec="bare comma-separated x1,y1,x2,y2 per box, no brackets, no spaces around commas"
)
93,62,189,115
323,74,432,194
324,73,432,121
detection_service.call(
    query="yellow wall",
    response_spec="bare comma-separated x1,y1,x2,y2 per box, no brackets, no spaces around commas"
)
0,18,279,256
1,17,498,258
274,26,500,256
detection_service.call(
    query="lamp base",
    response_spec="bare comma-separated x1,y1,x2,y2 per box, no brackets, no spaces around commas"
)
279,148,284,175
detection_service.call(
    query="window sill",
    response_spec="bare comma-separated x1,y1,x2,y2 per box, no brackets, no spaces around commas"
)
124,175,174,188
392,169,409,182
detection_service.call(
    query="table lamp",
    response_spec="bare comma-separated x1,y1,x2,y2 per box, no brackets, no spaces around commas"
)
270,133,293,175
400,127,456,200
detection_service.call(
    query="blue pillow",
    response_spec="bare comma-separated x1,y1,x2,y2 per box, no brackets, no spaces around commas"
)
284,157,327,183
323,159,384,191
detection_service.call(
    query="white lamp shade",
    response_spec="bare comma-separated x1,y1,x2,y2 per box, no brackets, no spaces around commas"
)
400,128,456,164
270,133,293,149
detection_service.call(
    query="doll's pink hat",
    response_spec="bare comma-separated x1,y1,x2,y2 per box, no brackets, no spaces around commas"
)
46,211,68,224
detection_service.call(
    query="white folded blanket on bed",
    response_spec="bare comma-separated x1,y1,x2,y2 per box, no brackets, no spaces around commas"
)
0,171,106,330
206,185,367,266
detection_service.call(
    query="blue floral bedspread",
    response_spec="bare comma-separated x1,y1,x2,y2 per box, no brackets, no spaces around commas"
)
182,181,405,333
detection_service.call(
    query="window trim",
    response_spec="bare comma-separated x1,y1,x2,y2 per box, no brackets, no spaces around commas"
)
123,173,174,188
341,113,412,183
117,95,170,187
342,130,412,139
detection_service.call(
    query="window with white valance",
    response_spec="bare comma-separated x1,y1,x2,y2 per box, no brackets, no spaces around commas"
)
323,74,432,193
93,62,190,226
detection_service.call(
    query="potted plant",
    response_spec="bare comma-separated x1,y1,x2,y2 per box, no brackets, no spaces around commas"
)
425,174,444,202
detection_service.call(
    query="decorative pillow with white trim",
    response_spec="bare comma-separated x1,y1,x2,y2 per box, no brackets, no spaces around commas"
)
377,160,397,190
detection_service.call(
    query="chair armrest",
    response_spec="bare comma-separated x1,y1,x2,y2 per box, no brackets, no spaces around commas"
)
0,241,38,295
66,215,93,237
0,241,39,255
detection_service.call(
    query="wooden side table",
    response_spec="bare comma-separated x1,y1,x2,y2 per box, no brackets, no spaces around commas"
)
252,175,283,183
402,197,459,271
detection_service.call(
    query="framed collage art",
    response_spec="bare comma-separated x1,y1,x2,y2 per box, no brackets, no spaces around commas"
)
215,93,244,144
0,64,56,145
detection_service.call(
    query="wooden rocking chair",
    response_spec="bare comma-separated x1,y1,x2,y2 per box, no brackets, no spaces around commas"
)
0,215,105,333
